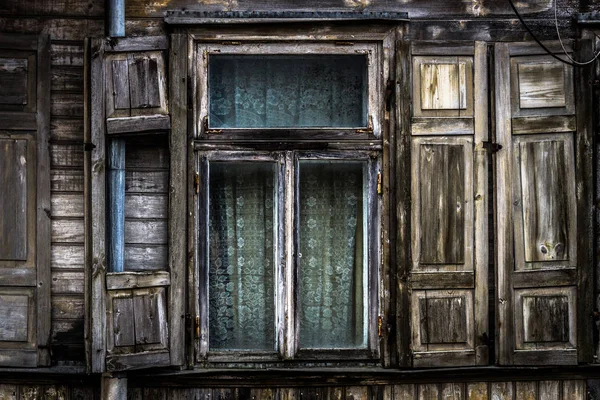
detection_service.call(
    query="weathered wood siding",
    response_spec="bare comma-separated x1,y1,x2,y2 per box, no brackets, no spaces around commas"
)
0,380,589,400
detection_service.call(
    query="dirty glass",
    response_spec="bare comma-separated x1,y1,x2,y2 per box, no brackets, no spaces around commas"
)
208,162,277,351
208,55,368,128
298,160,367,349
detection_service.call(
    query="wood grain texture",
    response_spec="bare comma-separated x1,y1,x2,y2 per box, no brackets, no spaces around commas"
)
0,139,27,260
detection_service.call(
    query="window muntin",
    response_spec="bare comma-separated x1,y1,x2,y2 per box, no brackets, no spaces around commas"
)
297,160,368,349
208,55,368,128
208,161,278,351
196,42,381,137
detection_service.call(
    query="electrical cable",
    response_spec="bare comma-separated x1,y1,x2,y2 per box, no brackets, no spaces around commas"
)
554,0,600,65
507,0,600,67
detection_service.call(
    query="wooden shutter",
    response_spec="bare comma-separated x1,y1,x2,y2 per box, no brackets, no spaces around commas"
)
495,42,593,365
403,41,489,367
89,36,185,372
0,34,51,367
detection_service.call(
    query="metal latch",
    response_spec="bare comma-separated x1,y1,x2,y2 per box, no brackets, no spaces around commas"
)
483,141,503,153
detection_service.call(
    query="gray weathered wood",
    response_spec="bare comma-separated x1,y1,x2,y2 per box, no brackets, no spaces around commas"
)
113,296,135,347
106,271,170,290
106,115,170,134
167,33,187,368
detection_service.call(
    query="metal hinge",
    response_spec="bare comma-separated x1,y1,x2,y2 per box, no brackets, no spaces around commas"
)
203,115,222,134
195,315,200,339
483,141,503,153
377,171,382,195
194,172,200,194
378,315,384,338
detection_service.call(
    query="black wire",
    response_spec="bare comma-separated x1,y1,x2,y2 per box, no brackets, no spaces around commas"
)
506,0,578,67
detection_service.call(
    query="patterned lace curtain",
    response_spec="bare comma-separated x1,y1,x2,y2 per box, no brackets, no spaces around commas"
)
298,161,366,349
209,55,367,128
208,162,276,351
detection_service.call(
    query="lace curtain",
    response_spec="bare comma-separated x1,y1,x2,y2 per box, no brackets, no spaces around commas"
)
208,160,366,351
208,162,276,350
298,161,366,349
209,55,367,128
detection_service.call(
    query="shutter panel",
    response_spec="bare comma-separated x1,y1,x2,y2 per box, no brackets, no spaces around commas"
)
0,34,51,367
406,42,489,367
89,36,184,372
495,41,593,365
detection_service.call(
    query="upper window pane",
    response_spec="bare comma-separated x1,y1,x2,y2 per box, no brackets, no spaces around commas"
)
208,55,367,128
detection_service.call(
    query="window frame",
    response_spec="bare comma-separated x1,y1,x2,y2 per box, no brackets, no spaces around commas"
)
193,41,383,141
189,31,392,366
194,150,381,363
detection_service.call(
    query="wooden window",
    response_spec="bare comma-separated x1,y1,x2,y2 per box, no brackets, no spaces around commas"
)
189,36,389,363
0,34,51,367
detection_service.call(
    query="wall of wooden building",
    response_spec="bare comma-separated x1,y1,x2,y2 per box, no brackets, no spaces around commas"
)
1,2,600,398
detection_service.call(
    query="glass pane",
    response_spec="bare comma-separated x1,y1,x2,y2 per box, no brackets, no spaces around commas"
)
298,161,367,349
208,162,277,351
209,55,367,128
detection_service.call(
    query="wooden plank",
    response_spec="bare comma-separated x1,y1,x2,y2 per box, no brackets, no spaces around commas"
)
125,194,167,219
51,219,84,243
490,382,513,400
418,384,438,400
51,271,84,294
515,381,537,400
410,272,473,289
133,288,168,346
50,144,84,168
0,58,28,105
518,62,567,108
512,269,576,288
0,293,29,341
0,112,36,130
411,42,475,56
124,245,168,271
51,295,84,320
466,382,487,400
411,117,473,136
169,33,187,367
51,169,84,192
32,72,55,362
125,170,168,193
51,92,84,117
51,193,84,217
90,37,106,373
113,295,135,347
111,59,130,111
563,380,585,400
50,117,84,141
106,115,170,134
106,271,170,290
124,220,167,245
574,40,594,364
441,383,463,400
512,115,577,135
393,385,415,400
539,381,560,400
419,297,468,344
51,244,84,269
51,43,84,66
494,42,514,365
513,349,577,365
0,139,27,260
51,66,83,91
346,387,368,400
126,145,169,169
